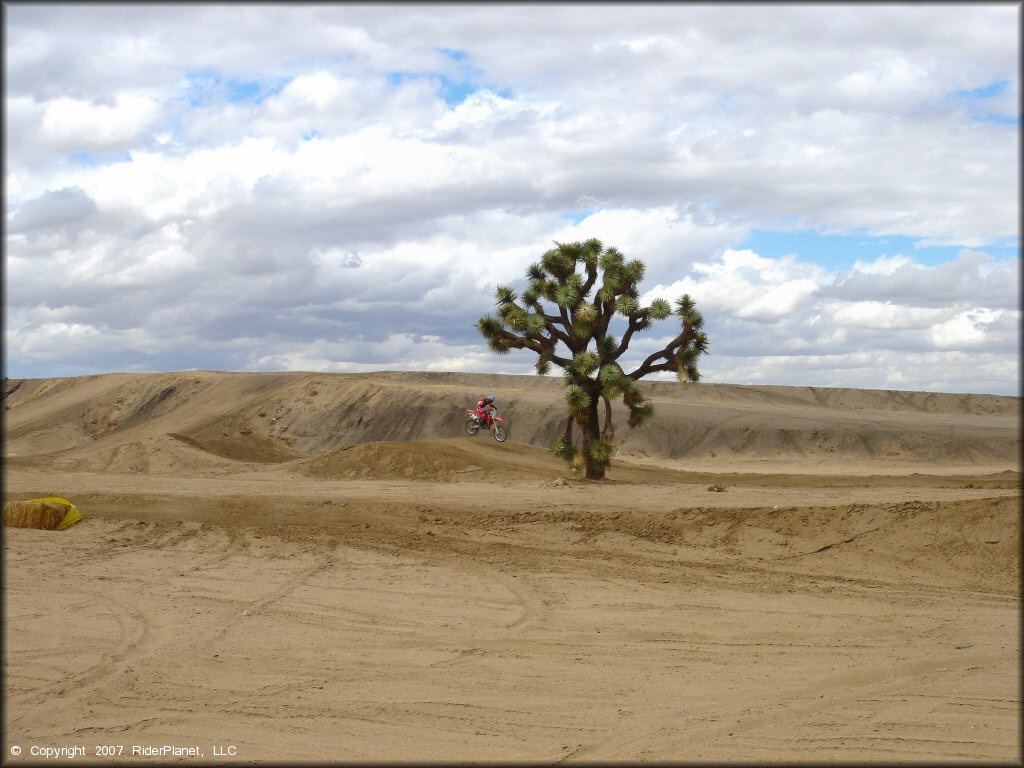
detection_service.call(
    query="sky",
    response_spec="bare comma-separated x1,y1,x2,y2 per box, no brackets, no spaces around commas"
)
3,3,1020,395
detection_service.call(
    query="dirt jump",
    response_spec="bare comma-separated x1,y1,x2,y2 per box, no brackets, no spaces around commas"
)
3,370,1020,762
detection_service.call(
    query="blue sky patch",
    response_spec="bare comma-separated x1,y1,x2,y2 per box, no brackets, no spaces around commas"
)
438,75,476,106
396,46,489,107
741,228,1019,270
948,79,1017,124
227,76,287,104
972,112,1020,125
66,150,132,167
184,68,218,106
225,79,261,103
953,79,1010,100
435,47,468,62
185,68,288,107
562,209,595,224
388,69,479,107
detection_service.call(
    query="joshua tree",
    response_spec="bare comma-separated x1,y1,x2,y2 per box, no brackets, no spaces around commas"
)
476,238,708,480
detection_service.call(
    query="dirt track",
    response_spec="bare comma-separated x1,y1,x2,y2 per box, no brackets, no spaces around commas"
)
3,371,1020,762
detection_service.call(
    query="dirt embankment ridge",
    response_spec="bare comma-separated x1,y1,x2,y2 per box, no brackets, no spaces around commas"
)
3,370,1019,475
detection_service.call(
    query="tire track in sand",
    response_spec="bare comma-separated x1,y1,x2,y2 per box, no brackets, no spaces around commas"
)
566,650,1006,761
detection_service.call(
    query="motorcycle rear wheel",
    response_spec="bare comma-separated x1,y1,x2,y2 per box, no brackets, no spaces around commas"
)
466,417,480,436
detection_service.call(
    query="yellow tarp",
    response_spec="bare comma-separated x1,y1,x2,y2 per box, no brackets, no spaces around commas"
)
27,497,81,530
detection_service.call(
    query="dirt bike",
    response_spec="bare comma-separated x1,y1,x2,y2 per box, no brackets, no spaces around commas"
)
465,408,508,442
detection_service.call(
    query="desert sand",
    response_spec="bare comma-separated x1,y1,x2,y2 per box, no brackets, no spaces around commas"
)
3,370,1020,763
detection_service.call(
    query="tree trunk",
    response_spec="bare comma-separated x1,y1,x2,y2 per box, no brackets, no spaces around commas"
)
601,393,615,441
581,390,605,480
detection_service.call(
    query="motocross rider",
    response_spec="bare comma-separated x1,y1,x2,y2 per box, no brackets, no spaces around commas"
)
476,394,497,427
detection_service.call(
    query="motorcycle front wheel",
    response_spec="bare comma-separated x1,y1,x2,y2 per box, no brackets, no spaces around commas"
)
493,424,507,442
465,417,480,436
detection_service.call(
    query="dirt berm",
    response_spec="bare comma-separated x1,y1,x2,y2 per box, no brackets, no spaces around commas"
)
4,370,1019,473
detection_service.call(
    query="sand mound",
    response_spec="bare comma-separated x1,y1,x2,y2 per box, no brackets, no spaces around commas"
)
52,434,243,475
299,440,477,480
614,409,1019,464
295,438,563,481
3,371,1018,472
167,432,306,464
721,496,1017,592
3,373,214,456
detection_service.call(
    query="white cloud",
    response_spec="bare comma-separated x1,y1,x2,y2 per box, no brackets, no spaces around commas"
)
828,250,1018,309
929,308,1007,349
250,334,506,375
434,89,555,132
34,137,291,222
3,4,1018,394
277,71,346,110
852,255,913,275
40,94,160,150
835,57,934,109
703,350,1018,396
830,301,949,331
627,245,1018,392
552,208,749,285
642,249,826,322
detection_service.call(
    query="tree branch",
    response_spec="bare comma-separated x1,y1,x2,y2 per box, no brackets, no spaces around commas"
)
634,361,678,375
612,310,650,360
627,327,691,380
524,336,571,368
601,394,614,439
580,260,598,296
558,304,580,353
489,324,572,369
597,296,616,340
538,311,575,350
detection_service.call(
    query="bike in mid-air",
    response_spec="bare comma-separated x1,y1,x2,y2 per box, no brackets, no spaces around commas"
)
465,407,508,442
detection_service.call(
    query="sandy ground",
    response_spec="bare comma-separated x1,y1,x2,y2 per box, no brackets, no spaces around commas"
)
2,371,1020,763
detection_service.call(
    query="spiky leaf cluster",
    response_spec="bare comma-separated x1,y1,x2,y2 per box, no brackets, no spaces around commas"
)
551,438,577,461
590,438,612,469
569,351,600,377
564,383,591,415
649,298,672,320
